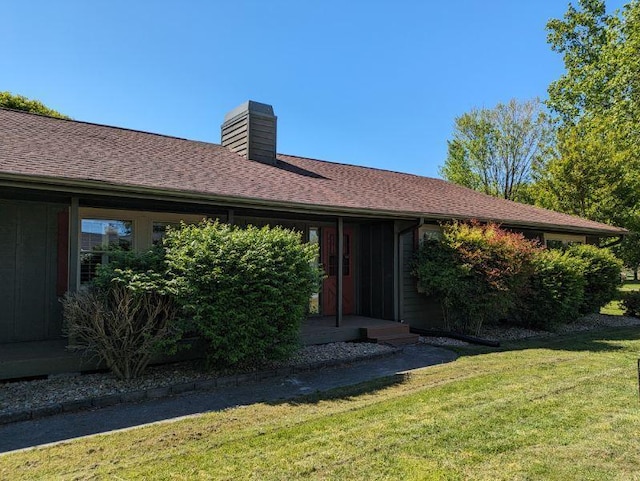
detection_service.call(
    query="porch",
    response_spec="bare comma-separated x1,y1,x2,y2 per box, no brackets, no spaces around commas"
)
0,317,414,381
300,316,416,345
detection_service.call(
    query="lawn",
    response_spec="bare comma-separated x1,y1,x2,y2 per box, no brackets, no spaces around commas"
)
2,328,640,480
601,281,640,315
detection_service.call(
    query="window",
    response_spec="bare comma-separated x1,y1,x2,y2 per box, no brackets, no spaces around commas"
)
80,219,132,283
152,221,180,246
77,208,209,287
418,224,442,242
308,227,320,315
544,233,586,249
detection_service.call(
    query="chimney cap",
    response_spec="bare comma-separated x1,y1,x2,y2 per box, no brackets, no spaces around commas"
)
223,100,275,123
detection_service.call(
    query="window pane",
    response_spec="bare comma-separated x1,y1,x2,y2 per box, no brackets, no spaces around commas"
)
80,219,132,284
80,252,106,284
152,221,180,246
546,239,565,250
81,219,132,251
308,227,320,315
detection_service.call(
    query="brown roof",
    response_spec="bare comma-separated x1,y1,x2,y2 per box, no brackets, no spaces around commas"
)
0,108,625,235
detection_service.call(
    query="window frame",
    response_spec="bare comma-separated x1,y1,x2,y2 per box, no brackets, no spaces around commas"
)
76,207,207,286
543,232,586,248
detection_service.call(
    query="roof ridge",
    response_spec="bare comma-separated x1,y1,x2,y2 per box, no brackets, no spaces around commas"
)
0,107,202,144
277,152,440,180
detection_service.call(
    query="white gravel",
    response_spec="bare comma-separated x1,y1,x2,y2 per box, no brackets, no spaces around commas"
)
0,342,396,415
420,313,640,347
2,314,639,415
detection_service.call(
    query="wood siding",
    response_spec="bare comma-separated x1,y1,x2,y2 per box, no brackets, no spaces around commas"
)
0,199,66,343
400,231,445,329
221,105,277,165
359,222,394,320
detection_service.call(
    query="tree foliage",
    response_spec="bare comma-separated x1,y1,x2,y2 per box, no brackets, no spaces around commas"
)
440,98,554,202
613,232,640,280
0,91,69,119
532,116,639,228
540,0,640,231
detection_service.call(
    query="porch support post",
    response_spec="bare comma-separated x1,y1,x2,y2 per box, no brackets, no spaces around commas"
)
68,197,80,293
336,217,344,327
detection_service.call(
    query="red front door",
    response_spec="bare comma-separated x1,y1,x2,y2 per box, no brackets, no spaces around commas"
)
321,226,354,315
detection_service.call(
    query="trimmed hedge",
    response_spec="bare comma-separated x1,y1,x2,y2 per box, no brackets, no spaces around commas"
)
164,220,320,368
413,222,538,334
514,249,585,330
566,244,622,315
413,222,623,334
622,291,640,317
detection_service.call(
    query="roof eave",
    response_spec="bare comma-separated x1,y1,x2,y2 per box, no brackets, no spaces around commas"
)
0,173,627,236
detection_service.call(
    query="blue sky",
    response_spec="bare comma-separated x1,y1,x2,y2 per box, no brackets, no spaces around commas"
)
2,1,626,178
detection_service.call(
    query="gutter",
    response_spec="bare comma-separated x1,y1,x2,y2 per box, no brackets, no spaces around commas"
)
0,173,627,236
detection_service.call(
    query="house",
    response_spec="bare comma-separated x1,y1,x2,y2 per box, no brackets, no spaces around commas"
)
0,101,626,379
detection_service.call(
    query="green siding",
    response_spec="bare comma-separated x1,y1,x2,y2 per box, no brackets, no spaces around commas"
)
0,200,65,343
400,231,445,329
359,222,394,320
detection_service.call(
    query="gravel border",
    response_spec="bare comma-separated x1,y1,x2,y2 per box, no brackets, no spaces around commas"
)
0,342,397,425
420,313,640,347
2,314,638,426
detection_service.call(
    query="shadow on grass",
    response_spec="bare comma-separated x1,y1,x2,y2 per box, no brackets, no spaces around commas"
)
451,325,640,358
0,351,439,454
274,373,411,407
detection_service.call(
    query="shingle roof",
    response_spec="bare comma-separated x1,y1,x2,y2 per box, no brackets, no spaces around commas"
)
0,108,625,235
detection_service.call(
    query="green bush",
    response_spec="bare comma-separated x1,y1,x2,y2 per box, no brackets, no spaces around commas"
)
63,247,181,380
91,246,169,292
622,290,640,317
566,244,622,314
164,220,320,368
513,249,585,330
413,222,538,334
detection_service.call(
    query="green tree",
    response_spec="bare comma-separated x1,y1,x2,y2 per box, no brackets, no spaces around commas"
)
440,98,554,202
546,0,620,125
539,1,640,229
613,232,640,280
532,115,638,229
0,91,69,119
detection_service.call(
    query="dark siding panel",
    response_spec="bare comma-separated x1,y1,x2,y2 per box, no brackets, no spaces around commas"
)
400,232,445,329
0,203,18,342
0,200,65,343
56,210,69,296
383,225,394,319
15,204,46,340
358,222,394,320
359,224,372,317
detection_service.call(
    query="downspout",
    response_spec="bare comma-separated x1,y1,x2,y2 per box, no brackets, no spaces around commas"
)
600,235,625,249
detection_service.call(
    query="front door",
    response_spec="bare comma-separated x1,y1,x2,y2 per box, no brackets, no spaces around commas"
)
321,226,354,315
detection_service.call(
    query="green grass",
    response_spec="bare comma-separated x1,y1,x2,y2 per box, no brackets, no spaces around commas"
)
601,281,640,315
3,328,640,480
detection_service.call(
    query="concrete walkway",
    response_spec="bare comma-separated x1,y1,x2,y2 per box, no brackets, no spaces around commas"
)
0,344,457,454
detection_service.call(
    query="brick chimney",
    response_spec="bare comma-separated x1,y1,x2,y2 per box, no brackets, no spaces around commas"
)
221,101,277,165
